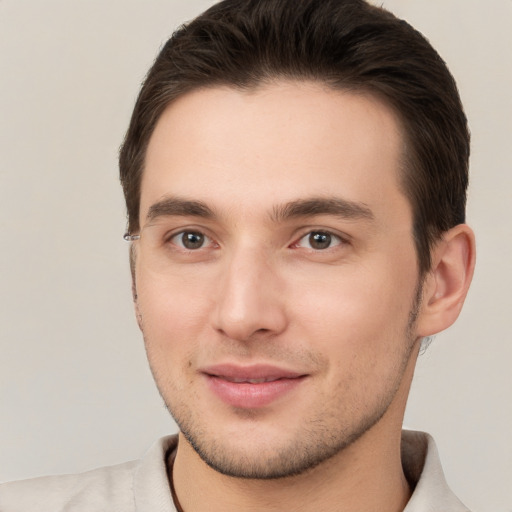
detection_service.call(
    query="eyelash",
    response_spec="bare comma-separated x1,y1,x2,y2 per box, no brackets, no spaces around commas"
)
292,230,346,251
168,230,217,251
165,228,348,252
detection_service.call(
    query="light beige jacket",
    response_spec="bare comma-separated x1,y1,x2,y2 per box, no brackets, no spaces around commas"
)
0,431,470,512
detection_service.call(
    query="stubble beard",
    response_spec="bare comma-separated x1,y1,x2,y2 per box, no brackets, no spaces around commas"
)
145,284,423,480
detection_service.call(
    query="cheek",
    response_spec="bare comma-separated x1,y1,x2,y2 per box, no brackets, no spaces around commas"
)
134,267,216,362
135,275,205,398
137,263,212,316
290,259,417,357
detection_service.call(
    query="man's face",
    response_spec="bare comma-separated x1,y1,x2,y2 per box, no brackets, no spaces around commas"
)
135,82,422,478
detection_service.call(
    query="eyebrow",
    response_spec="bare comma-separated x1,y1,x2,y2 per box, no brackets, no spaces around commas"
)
145,195,374,224
146,197,216,222
270,197,374,223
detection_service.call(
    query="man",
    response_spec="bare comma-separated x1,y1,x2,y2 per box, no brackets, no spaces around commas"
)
0,0,476,510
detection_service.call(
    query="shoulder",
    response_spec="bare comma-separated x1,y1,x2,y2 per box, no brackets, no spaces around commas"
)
0,459,138,512
0,435,178,512
402,430,471,512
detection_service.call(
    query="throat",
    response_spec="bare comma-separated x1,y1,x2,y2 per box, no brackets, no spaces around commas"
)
169,432,411,512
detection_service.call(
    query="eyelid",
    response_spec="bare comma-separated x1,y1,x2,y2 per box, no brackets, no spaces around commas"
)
145,221,218,251
167,228,219,249
170,230,209,248
151,222,212,240
148,222,350,252
290,228,351,249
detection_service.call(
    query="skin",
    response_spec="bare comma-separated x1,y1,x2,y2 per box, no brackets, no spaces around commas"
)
133,81,475,512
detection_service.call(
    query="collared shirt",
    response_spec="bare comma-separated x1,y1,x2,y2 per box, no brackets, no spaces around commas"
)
0,430,470,511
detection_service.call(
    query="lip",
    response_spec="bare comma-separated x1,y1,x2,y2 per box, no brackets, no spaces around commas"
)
201,364,307,409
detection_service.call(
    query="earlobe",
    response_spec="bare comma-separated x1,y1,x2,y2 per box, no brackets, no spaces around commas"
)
416,224,476,337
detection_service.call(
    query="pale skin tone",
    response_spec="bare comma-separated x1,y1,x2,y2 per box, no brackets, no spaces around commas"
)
133,81,475,512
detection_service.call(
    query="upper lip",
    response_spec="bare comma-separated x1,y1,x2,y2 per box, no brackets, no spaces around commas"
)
201,364,307,383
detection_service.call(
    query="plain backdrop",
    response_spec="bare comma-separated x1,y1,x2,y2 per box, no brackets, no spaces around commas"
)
1,1,511,511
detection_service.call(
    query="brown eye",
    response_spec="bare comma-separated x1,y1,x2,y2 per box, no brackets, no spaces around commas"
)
296,231,342,250
171,231,208,250
309,232,332,249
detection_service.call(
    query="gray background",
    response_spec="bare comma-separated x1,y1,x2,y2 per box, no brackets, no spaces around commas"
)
1,1,511,511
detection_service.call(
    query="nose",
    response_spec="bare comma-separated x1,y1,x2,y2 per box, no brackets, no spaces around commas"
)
212,247,288,342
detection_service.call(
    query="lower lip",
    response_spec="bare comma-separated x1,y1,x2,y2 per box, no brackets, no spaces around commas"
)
205,375,306,409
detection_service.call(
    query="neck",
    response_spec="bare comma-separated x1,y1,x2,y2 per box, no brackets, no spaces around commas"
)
172,423,411,512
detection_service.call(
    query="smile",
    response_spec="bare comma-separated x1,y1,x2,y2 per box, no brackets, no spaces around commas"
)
201,364,307,409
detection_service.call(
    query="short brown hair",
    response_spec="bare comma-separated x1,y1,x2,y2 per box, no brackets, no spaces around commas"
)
119,0,469,275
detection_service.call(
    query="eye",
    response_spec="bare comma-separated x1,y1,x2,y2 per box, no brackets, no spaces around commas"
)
170,230,213,250
296,231,343,250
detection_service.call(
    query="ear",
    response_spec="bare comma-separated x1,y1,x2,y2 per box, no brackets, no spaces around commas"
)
416,224,476,337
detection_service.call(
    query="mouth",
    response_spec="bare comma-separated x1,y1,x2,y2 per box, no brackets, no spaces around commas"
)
200,364,308,409
220,376,286,384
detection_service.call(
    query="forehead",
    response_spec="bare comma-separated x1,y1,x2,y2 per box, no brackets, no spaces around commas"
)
140,81,409,226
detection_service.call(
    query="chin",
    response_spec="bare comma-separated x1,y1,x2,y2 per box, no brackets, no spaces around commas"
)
172,398,390,480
